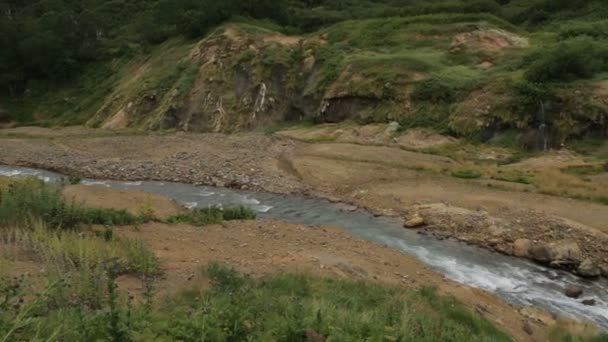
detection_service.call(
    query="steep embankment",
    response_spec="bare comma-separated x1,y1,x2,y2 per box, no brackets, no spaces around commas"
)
5,17,607,145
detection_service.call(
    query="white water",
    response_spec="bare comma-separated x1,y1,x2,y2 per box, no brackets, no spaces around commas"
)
1,164,607,330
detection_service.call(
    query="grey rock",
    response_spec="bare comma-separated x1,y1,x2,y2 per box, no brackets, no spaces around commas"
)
582,299,596,306
577,258,601,278
565,285,583,299
529,239,583,265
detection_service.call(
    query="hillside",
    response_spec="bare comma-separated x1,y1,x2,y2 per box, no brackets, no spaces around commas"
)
1,1,608,148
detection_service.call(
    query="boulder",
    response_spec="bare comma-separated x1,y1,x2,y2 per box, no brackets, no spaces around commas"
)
404,213,425,228
564,285,583,299
577,258,601,278
582,299,596,306
529,239,583,265
512,239,532,258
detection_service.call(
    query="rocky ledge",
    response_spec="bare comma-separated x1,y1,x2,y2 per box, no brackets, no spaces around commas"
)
403,203,608,280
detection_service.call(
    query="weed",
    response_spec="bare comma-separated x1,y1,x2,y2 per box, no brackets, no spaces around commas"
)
451,169,483,179
166,206,256,226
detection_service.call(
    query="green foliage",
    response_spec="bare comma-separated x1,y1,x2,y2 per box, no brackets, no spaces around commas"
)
412,78,456,102
66,175,82,185
166,206,256,226
451,169,483,179
0,178,149,230
524,37,608,83
0,263,516,341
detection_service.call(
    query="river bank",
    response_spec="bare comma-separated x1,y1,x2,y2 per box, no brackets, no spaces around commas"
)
1,174,603,341
1,126,607,282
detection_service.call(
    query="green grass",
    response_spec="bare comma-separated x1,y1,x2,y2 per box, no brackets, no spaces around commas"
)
0,262,514,341
0,178,151,230
166,206,256,226
495,175,532,184
451,169,483,179
562,164,604,177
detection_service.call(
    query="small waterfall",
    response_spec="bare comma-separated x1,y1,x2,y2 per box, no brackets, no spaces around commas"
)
538,100,548,152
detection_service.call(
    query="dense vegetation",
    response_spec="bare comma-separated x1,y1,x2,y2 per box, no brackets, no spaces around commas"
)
1,0,606,93
1,0,607,146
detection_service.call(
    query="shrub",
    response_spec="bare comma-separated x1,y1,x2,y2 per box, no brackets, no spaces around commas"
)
411,77,456,103
524,37,608,83
166,206,256,226
451,169,483,179
0,263,515,341
0,178,148,230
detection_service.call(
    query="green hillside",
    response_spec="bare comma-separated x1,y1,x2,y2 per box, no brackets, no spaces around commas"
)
1,0,607,147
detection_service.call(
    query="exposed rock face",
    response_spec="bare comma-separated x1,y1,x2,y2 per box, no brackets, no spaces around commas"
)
577,258,601,278
529,239,583,266
565,286,583,299
512,239,532,258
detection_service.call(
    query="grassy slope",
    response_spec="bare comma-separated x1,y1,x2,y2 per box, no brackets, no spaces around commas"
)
1,13,605,144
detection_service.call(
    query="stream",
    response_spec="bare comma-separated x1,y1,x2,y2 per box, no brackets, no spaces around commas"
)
1,164,607,330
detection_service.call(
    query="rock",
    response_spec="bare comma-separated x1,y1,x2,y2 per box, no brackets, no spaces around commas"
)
522,321,533,335
577,258,601,278
386,121,401,134
512,239,532,258
582,299,596,306
529,239,583,265
565,285,583,299
404,213,425,228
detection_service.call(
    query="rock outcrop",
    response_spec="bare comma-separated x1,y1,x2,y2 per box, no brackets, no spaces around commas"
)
529,239,583,266
577,258,601,278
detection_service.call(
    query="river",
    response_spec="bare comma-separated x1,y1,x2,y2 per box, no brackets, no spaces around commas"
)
1,164,607,330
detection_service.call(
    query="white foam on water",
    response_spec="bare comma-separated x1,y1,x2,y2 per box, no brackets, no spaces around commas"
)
196,191,215,197
254,205,273,213
41,177,51,183
82,180,111,187
0,170,23,177
182,202,198,209
390,239,527,293
239,195,260,205
124,181,142,186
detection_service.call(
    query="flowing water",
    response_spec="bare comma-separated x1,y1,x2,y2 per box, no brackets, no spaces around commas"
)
1,165,607,330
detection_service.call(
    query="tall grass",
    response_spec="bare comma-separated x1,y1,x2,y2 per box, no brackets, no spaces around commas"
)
0,178,150,230
0,262,516,341
166,206,256,226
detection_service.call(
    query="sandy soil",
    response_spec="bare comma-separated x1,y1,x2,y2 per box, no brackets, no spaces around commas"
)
63,185,185,219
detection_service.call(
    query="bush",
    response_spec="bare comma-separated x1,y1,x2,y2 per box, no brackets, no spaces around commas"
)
451,169,483,179
0,178,148,230
411,78,456,103
0,263,515,341
166,206,256,226
524,37,608,82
